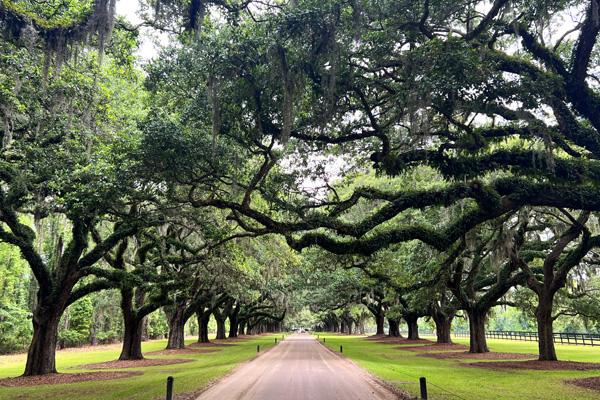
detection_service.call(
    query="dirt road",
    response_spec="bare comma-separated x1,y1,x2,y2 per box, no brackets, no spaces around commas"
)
196,333,404,400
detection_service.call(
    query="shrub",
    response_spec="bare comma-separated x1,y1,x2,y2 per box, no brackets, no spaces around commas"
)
0,305,33,354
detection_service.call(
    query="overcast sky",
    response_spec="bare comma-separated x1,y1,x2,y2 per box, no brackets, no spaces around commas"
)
116,0,142,24
116,0,163,60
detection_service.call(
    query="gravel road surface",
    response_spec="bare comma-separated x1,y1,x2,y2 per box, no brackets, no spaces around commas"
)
196,333,403,400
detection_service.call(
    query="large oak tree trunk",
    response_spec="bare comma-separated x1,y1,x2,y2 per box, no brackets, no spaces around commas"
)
120,315,144,360
467,309,489,353
213,299,233,339
229,317,239,338
375,310,385,335
197,310,211,343
433,315,454,344
214,312,226,339
387,318,401,337
405,315,420,340
228,302,241,338
431,306,455,344
119,305,144,360
536,294,557,361
166,305,186,349
24,278,75,376
24,299,65,375
119,289,145,360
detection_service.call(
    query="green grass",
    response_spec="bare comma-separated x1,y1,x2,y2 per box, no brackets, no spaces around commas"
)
313,332,600,400
4,333,597,399
0,333,289,400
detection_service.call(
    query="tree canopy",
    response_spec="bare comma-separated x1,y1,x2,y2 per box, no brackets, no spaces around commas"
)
1,0,600,375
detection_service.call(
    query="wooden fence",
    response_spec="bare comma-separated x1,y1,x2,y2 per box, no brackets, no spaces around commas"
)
453,330,600,346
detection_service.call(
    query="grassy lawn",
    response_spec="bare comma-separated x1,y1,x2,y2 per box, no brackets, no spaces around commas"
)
0,334,287,400
314,332,600,400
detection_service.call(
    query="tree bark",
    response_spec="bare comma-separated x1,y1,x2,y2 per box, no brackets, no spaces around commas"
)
229,317,239,338
535,294,557,361
118,288,147,360
433,315,454,344
197,309,211,343
431,304,455,344
119,313,144,360
246,318,256,334
23,300,65,375
358,311,366,334
214,312,226,339
166,304,186,349
364,301,386,336
24,277,76,376
467,309,489,353
405,315,420,340
375,309,385,335
387,318,401,337
213,299,233,340
228,302,241,338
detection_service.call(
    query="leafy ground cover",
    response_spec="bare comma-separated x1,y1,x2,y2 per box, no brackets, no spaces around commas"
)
314,333,600,400
0,333,285,400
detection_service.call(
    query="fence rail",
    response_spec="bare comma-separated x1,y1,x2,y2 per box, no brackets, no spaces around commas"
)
399,330,435,336
453,330,600,346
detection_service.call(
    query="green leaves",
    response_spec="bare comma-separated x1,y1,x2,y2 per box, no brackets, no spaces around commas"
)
0,304,32,353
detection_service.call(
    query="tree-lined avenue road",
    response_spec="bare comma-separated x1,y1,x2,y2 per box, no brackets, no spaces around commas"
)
196,333,402,400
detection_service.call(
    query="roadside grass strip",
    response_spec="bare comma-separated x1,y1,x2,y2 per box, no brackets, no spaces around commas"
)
313,332,600,400
0,333,289,400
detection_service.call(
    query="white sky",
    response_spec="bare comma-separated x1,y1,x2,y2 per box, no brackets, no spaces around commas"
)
116,0,163,60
